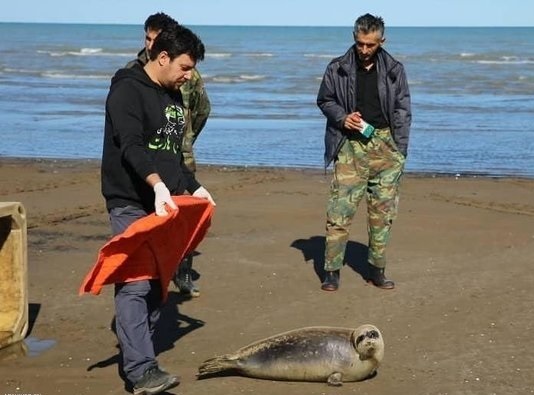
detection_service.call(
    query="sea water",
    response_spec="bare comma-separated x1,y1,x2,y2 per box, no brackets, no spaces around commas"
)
0,23,533,177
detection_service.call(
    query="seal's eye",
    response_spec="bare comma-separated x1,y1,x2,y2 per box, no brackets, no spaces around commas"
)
367,330,379,339
356,334,365,345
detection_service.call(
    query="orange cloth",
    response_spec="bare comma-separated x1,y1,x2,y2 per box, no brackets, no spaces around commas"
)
79,195,214,301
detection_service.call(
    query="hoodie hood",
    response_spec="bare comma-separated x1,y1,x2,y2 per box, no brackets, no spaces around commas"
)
110,64,162,93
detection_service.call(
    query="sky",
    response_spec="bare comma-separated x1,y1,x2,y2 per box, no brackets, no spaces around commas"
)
1,0,533,27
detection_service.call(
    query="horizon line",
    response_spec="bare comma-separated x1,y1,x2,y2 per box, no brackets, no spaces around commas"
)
0,21,531,28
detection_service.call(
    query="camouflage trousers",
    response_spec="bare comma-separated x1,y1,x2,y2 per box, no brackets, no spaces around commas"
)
324,128,406,271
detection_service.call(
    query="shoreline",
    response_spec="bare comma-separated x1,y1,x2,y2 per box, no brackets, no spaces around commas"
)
2,156,533,180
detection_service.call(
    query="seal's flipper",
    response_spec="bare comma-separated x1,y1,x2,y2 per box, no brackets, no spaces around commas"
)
327,372,343,386
197,355,238,378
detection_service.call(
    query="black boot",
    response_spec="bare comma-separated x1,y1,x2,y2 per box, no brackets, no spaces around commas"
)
321,270,340,291
367,265,395,290
173,254,200,297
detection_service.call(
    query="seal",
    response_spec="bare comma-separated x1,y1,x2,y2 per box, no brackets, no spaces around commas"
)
197,324,384,386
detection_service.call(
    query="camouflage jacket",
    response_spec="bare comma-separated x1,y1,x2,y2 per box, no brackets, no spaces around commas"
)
125,48,211,171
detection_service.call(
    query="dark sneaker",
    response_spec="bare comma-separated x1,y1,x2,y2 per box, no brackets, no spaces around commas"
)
173,270,200,297
133,366,179,395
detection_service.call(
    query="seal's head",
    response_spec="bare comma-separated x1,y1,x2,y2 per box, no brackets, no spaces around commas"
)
351,324,384,362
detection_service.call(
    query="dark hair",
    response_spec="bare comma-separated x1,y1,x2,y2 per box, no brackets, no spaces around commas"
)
144,12,177,32
149,24,205,63
354,13,385,37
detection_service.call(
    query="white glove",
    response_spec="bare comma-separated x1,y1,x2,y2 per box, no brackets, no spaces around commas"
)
192,186,216,206
153,182,178,216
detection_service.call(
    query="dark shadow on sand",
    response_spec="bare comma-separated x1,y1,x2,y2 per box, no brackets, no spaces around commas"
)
154,290,205,354
86,290,204,392
290,236,369,282
86,250,204,369
198,369,379,383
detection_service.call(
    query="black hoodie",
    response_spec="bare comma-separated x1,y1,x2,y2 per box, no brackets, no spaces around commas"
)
101,64,201,212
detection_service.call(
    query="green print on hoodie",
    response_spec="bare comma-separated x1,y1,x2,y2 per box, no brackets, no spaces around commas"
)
148,105,186,154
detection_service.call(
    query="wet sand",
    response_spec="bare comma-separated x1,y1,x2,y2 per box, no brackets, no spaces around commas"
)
1,157,533,394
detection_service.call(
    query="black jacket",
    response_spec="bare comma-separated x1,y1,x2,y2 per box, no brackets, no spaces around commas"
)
101,64,200,212
317,46,411,166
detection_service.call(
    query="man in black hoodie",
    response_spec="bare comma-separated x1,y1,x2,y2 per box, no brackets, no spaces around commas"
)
126,12,211,298
102,24,214,394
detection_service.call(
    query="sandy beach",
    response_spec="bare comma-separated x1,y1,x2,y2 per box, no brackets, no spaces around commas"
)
1,157,533,395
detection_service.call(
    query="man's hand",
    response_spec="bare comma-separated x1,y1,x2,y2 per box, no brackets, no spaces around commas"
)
192,186,216,206
153,182,178,216
343,112,363,131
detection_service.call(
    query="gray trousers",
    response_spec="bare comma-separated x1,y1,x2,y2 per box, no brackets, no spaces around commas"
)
109,205,162,384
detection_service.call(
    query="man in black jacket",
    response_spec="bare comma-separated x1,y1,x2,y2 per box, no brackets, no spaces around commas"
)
102,24,214,394
317,13,411,292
